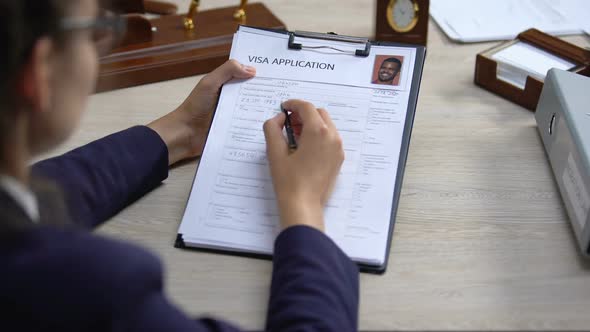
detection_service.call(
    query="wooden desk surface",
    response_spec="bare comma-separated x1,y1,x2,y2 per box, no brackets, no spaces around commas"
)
46,1,590,330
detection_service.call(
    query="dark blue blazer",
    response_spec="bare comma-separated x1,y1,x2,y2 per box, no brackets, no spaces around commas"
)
0,126,359,331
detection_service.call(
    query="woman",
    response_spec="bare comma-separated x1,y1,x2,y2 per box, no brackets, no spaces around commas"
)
0,0,359,331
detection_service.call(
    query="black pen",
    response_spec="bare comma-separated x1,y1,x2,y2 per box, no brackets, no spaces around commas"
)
281,105,298,153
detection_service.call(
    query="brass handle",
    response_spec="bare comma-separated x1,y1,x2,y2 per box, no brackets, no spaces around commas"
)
233,0,247,22
184,0,200,30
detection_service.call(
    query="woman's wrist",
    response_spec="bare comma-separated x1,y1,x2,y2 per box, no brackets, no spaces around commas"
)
147,108,199,166
278,197,325,232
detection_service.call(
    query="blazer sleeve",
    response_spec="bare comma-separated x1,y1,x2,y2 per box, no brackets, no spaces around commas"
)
116,289,245,332
122,225,359,332
31,126,169,228
266,225,360,332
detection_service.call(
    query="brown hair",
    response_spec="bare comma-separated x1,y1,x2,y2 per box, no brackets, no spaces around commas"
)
0,0,72,134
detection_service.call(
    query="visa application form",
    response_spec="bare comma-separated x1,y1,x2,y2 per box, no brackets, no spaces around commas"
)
178,27,420,266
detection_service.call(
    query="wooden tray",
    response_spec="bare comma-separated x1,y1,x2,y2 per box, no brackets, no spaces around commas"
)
474,29,590,111
97,2,286,92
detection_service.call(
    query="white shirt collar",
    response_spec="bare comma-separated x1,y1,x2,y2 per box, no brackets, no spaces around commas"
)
0,175,40,223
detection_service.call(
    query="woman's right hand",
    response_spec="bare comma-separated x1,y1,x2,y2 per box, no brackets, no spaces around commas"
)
263,99,344,232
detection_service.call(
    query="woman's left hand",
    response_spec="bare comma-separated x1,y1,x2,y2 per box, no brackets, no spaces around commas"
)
148,59,256,165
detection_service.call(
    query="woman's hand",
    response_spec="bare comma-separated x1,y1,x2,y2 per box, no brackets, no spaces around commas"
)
148,60,256,165
263,100,345,232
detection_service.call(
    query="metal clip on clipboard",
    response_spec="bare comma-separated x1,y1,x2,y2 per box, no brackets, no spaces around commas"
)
287,31,371,57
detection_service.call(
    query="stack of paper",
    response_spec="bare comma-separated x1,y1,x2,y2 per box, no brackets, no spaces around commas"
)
430,0,589,43
490,42,576,89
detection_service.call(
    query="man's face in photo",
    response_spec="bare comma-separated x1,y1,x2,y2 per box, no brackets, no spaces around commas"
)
378,61,400,83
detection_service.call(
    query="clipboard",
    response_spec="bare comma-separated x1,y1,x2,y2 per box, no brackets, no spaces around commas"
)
175,26,426,274
474,29,590,111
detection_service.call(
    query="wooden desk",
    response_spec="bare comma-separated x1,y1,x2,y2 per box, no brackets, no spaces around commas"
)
46,0,590,330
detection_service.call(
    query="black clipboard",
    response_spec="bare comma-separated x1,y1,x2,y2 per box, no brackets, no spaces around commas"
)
175,26,426,274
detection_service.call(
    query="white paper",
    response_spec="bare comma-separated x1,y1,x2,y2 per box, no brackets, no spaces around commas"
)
430,0,585,43
179,27,418,266
558,0,590,36
491,41,576,89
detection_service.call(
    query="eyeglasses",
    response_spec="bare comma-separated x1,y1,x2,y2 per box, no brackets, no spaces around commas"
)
60,10,127,56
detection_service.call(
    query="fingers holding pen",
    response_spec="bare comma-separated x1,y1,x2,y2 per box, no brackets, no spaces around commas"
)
263,99,345,231
289,112,303,137
278,100,342,148
281,99,327,133
263,112,288,161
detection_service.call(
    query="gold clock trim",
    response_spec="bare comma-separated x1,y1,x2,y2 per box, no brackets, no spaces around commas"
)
386,0,419,33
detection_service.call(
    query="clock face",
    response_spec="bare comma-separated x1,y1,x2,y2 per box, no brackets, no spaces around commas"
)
387,0,419,33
